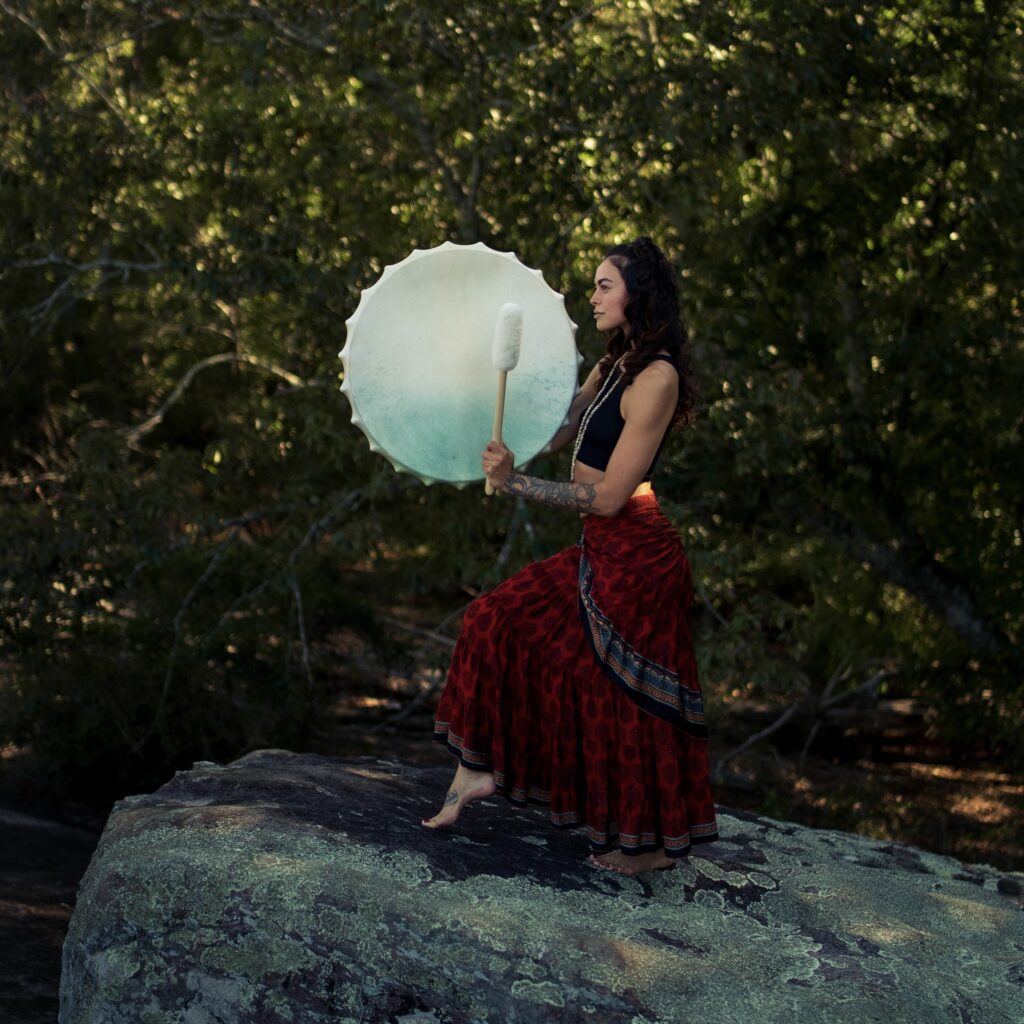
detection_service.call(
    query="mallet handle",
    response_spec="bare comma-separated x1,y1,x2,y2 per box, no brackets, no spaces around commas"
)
485,369,508,496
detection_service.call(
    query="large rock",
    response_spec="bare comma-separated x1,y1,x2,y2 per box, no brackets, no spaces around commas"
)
60,749,1024,1023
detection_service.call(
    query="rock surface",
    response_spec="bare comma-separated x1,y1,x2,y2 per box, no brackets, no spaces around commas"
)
60,749,1024,1023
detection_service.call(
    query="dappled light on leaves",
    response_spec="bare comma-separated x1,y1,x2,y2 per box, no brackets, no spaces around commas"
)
0,2,1020,845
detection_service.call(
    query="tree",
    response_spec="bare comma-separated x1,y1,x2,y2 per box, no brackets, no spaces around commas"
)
1,0,1020,797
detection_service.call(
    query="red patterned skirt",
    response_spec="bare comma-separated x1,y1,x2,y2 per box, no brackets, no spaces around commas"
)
432,492,719,859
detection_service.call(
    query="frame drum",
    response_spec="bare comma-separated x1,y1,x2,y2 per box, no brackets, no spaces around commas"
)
340,241,581,484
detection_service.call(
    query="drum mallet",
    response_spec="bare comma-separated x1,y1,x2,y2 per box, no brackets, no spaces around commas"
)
485,302,524,495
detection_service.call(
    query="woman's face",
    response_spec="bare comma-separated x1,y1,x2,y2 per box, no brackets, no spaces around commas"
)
590,259,629,334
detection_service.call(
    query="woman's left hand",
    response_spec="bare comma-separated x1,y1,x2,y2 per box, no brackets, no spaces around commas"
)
482,441,514,490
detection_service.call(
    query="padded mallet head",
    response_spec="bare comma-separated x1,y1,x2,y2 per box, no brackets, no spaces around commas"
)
491,302,524,372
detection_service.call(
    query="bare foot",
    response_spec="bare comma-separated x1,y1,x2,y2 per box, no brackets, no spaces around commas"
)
421,764,496,829
587,848,675,876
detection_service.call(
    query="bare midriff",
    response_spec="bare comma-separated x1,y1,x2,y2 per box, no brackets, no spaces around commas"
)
572,460,653,516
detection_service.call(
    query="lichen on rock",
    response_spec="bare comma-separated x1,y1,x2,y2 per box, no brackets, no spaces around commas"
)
60,750,1024,1023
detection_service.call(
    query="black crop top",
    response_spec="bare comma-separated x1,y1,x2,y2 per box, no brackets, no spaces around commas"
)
574,353,675,482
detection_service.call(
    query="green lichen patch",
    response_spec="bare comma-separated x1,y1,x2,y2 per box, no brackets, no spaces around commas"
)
60,752,1024,1024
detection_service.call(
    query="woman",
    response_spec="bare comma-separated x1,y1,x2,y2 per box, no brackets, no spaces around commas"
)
422,237,719,876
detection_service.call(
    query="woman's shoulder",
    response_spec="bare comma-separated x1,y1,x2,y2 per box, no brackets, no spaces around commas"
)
623,355,677,410
634,351,678,383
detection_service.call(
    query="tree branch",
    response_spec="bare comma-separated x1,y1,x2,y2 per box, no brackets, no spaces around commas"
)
203,491,369,649
803,503,1013,657
6,255,164,330
714,660,898,784
132,528,239,754
288,574,315,690
0,0,136,132
57,17,170,68
378,614,458,650
123,352,306,446
715,700,804,779
368,668,445,732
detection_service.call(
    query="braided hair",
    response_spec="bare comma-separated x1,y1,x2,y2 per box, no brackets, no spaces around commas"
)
598,236,698,428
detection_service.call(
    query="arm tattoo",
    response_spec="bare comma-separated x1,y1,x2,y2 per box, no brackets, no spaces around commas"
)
503,472,599,513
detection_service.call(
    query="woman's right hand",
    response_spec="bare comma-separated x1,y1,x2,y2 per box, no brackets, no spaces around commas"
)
482,441,515,490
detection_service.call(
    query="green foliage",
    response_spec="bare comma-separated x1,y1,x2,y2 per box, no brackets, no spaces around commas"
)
1,0,1021,795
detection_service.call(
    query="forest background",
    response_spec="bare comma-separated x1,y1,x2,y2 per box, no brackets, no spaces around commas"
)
1,0,1021,870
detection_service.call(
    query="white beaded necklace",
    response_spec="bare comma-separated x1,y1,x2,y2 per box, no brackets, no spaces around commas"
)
570,355,626,481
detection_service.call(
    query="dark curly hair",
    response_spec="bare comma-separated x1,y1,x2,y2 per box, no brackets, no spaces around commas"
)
597,236,697,428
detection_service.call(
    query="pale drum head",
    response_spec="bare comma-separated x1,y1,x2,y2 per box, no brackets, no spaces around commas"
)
340,241,581,485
